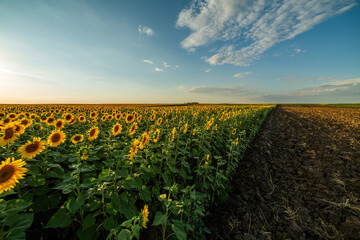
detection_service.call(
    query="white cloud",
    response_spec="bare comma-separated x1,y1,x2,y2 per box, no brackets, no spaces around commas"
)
154,67,164,72
138,25,155,36
204,68,211,73
162,62,170,68
143,59,154,65
176,0,356,66
175,65,181,68
278,75,336,83
294,48,306,54
233,72,252,78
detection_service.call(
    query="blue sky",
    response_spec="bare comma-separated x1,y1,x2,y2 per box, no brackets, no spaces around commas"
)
0,0,359,103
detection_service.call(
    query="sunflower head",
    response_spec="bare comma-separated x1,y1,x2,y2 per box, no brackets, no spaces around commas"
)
80,148,89,160
154,129,160,143
47,130,66,147
7,113,17,119
55,119,65,129
46,117,56,125
126,114,135,123
129,122,138,135
141,205,149,229
18,137,46,159
71,134,84,144
137,115,142,123
0,124,19,146
63,113,73,122
0,157,27,194
139,132,150,150
88,126,100,141
112,123,122,136
14,122,26,134
19,118,32,128
157,117,162,126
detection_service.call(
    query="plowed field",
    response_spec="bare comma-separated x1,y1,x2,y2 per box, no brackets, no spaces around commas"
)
207,105,360,240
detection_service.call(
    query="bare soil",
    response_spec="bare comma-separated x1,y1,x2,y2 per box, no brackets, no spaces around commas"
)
206,105,360,240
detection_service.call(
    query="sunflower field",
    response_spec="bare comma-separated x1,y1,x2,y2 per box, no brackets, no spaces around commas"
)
0,104,274,240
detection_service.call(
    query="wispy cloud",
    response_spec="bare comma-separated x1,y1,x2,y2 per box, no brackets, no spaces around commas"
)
154,67,164,72
260,78,360,103
176,0,356,66
278,75,337,83
233,72,252,78
162,62,170,68
204,68,211,73
294,48,305,54
178,85,259,96
143,59,154,65
138,24,155,36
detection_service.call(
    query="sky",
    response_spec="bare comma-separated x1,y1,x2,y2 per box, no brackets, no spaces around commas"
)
0,0,359,104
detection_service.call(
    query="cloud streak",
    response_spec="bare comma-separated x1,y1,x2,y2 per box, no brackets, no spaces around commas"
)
143,60,154,65
233,72,252,78
154,67,164,72
176,0,356,66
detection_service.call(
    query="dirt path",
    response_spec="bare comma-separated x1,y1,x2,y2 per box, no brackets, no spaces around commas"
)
207,105,360,240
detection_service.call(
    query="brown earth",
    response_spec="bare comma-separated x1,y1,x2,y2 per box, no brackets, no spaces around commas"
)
206,105,360,240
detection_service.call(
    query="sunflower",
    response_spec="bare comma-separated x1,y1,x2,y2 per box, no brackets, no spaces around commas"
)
0,158,27,194
0,124,19,146
141,205,149,229
90,112,97,119
68,118,76,125
78,116,86,122
129,139,140,160
148,125,154,134
139,132,150,150
54,119,65,130
13,122,26,134
157,117,162,126
2,118,11,124
47,130,66,147
7,113,17,119
183,123,188,134
80,149,89,160
71,134,84,144
63,113,73,122
137,115,142,123
126,114,135,123
150,114,156,121
46,117,55,125
154,129,160,143
19,118,32,128
171,127,176,142
88,126,100,141
129,122,138,135
18,137,46,159
232,128,236,135
112,123,122,136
